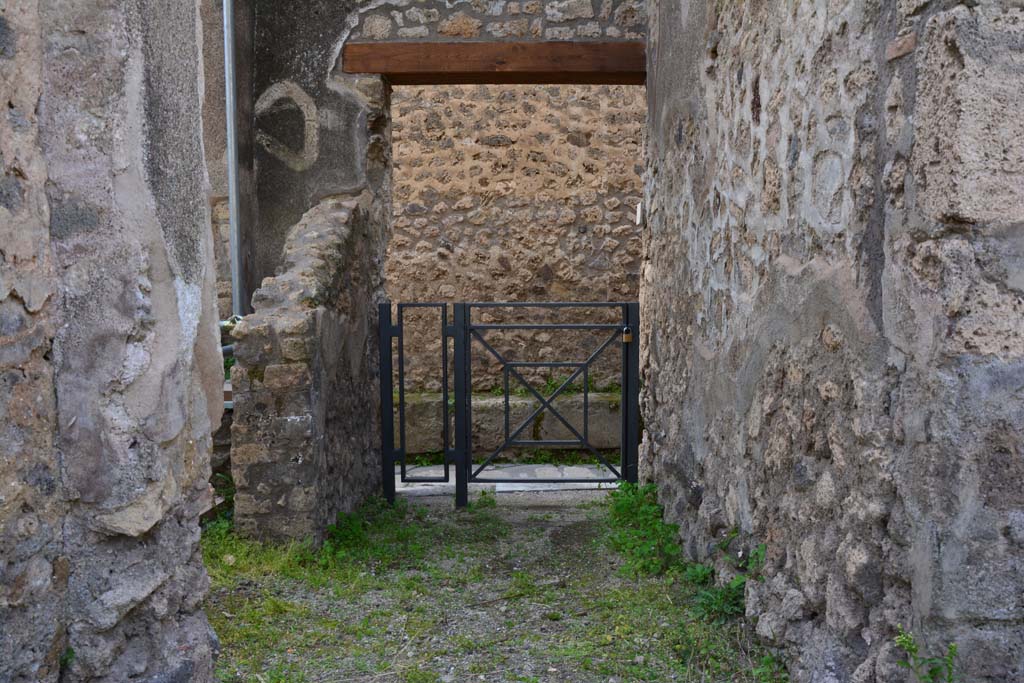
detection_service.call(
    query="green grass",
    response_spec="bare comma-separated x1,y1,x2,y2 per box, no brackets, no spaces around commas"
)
607,482,682,575
600,483,787,679
402,669,441,683
409,450,446,468
753,655,790,682
510,448,612,466
681,562,714,585
203,488,788,682
202,497,508,680
692,574,748,623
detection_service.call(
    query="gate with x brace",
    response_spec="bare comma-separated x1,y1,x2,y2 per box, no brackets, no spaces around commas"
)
379,302,640,507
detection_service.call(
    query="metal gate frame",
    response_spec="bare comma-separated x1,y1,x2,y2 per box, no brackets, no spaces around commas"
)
380,302,639,508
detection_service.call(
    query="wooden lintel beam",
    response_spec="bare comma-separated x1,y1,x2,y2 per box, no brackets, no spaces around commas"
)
342,41,645,85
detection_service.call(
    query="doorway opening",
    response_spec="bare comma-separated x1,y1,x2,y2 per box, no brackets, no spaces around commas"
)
382,83,646,502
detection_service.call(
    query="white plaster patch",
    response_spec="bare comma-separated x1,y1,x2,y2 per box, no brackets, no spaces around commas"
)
120,341,152,386
174,279,202,357
255,81,320,172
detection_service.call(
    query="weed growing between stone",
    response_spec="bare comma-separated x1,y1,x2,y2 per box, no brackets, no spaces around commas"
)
202,489,788,682
482,374,622,398
894,626,959,683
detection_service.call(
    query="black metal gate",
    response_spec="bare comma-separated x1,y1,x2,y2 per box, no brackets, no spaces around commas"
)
379,302,639,507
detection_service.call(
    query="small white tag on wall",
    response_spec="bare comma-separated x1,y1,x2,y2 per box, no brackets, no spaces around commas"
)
635,201,643,226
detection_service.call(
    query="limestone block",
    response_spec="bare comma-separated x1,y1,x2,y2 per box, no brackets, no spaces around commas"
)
262,363,312,391
539,393,622,447
915,6,1024,230
91,477,178,537
234,492,274,516
487,18,530,37
545,0,594,22
361,15,393,40
398,26,430,38
438,12,483,37
232,443,275,466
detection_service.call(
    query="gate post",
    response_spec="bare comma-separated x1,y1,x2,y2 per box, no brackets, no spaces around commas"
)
624,302,640,483
452,303,470,508
378,302,396,504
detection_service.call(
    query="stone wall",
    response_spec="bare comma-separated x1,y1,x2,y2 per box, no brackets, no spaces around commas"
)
388,84,645,391
232,0,396,542
252,0,647,297
230,193,386,542
349,0,645,42
643,1,1024,682
200,0,233,319
1,0,222,681
398,393,623,455
211,198,233,319
0,1,63,677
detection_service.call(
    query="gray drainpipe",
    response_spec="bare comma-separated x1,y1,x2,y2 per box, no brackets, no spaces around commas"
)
222,0,241,411
222,0,244,319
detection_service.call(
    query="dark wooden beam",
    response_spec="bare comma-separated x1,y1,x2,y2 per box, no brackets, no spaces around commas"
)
342,41,645,85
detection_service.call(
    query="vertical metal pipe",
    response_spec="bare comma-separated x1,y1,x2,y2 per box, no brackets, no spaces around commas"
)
453,304,470,508
397,305,407,479
620,305,628,478
222,0,244,317
440,304,451,480
625,303,640,483
379,303,396,504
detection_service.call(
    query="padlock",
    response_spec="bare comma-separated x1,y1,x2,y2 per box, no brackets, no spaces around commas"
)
622,326,633,343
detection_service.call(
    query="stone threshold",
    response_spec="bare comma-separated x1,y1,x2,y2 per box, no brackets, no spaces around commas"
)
395,463,622,497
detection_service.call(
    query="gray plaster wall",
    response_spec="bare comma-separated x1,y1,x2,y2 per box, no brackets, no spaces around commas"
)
202,0,229,200
234,0,259,312
642,1,1024,681
253,0,388,290
1,0,222,681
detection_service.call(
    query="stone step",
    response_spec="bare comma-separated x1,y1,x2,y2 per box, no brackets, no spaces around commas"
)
394,391,623,454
